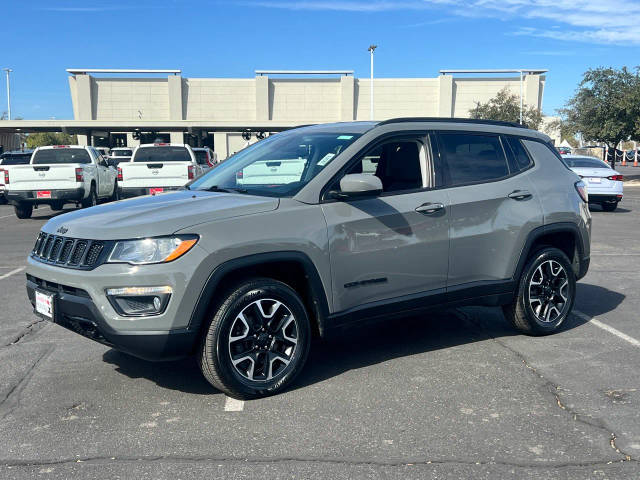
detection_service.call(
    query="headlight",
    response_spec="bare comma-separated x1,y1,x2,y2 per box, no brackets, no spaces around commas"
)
107,236,198,265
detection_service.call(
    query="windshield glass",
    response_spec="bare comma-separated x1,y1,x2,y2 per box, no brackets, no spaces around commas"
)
112,149,132,157
32,148,91,164
133,146,191,162
0,153,32,165
564,157,609,169
189,130,361,197
194,150,209,165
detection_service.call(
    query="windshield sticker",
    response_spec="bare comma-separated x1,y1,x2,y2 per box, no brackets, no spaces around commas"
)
317,153,335,166
337,135,353,140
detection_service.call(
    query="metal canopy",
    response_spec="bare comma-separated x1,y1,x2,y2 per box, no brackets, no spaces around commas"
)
255,70,353,76
66,69,182,75
439,69,548,75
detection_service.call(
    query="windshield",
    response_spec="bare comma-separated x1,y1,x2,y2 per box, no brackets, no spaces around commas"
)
189,130,361,197
0,153,32,165
133,146,192,162
32,148,91,164
194,150,209,165
112,149,132,157
563,157,609,169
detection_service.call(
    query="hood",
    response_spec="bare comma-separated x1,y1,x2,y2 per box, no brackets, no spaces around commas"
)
42,190,279,240
571,167,616,178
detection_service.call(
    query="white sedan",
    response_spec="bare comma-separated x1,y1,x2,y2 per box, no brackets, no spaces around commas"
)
562,155,623,211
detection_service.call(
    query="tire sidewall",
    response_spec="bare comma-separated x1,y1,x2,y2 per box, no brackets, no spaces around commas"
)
209,281,311,397
519,248,576,333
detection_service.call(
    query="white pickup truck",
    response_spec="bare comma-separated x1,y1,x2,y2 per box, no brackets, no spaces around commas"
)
4,145,118,219
117,143,206,198
0,150,34,204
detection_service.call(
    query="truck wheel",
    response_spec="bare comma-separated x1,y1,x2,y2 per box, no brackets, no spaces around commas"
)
503,247,576,336
14,204,33,219
110,182,120,202
81,185,97,209
50,201,64,211
199,278,311,399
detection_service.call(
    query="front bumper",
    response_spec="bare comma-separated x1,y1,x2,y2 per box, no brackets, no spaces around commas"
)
6,188,85,205
118,186,182,199
25,243,215,361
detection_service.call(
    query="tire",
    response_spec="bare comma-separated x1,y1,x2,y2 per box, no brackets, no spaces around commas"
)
601,202,617,212
50,201,64,211
14,203,33,219
199,278,311,399
110,182,120,202
0,195,7,205
503,247,576,336
81,184,97,209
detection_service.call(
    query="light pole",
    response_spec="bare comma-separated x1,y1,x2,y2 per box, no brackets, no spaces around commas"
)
3,68,12,120
368,45,377,120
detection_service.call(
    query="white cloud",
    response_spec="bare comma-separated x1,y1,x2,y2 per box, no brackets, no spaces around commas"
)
245,0,640,45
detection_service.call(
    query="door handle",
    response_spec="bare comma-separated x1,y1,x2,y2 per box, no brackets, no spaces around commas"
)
415,202,445,215
508,190,532,201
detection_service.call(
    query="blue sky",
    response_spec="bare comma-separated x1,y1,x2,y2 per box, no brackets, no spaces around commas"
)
2,0,638,120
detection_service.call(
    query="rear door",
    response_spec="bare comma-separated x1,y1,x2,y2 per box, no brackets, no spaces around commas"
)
436,131,543,291
123,146,192,188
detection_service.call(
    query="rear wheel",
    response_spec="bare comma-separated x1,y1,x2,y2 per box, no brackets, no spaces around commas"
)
199,278,311,399
601,202,618,212
110,182,120,202
14,203,33,219
503,247,576,336
81,185,97,209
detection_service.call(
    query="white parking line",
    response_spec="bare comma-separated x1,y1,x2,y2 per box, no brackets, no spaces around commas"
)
0,266,25,281
224,396,245,412
574,310,640,348
0,214,15,220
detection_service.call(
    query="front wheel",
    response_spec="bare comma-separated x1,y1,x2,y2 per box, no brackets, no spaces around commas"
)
503,247,576,336
14,203,33,219
199,278,311,399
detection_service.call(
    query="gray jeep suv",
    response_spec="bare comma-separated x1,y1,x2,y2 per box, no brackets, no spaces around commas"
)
25,118,591,399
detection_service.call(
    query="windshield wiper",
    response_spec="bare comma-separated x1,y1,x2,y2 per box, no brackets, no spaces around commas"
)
202,185,249,194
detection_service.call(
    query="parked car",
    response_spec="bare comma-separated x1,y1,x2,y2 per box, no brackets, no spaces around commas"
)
0,150,34,204
108,147,134,165
561,155,623,211
4,145,118,218
117,143,206,198
25,119,591,399
557,146,572,155
192,147,218,171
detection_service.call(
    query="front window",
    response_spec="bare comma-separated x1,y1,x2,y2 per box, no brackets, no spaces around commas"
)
194,150,209,165
32,148,91,164
189,130,362,197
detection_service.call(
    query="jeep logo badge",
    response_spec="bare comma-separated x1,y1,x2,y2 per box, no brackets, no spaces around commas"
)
56,226,69,234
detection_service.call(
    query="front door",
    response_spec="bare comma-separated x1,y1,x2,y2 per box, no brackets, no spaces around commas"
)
321,135,450,313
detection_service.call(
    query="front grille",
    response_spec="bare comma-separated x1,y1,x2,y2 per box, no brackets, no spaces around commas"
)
31,232,110,270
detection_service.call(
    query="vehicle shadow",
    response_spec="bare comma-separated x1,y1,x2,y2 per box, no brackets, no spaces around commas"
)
30,207,75,220
102,285,622,396
589,205,632,213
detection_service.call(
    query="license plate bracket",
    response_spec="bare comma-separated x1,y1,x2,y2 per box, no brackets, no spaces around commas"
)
35,289,55,321
149,187,164,195
37,190,52,199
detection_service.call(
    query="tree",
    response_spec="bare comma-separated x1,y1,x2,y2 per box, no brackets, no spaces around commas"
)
26,132,77,149
545,118,579,148
469,87,543,130
560,67,640,168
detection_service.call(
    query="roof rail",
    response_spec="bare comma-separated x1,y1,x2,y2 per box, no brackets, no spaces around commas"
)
377,117,528,129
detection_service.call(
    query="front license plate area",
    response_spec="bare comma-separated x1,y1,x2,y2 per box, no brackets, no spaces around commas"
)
35,290,55,320
37,190,52,199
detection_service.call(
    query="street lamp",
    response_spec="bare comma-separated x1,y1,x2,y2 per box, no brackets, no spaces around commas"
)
368,45,377,120
2,68,12,120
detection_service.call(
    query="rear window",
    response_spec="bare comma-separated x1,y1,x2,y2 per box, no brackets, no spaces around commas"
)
32,148,91,165
0,153,32,165
134,147,191,162
193,150,209,165
112,149,132,157
563,157,609,169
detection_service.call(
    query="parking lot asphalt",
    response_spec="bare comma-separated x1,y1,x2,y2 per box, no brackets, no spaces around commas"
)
1,188,639,479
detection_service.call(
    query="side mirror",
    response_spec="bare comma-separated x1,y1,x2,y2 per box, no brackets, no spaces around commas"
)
331,174,383,200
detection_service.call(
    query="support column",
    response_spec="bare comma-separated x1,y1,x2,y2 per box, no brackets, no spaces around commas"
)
255,75,269,121
169,132,183,143
524,74,542,110
75,74,93,120
437,75,454,117
76,134,89,146
340,75,355,121
168,74,184,120
126,133,140,147
214,132,228,159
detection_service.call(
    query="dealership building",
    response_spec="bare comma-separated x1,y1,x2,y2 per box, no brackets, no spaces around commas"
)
0,68,549,158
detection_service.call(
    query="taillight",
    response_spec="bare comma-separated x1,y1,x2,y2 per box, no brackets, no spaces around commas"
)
207,153,214,167
575,180,588,203
188,165,195,179
2,169,8,184
117,167,123,182
75,167,83,182
608,175,623,181
236,171,243,179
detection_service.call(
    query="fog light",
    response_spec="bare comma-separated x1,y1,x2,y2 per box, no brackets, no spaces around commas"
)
106,286,172,317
